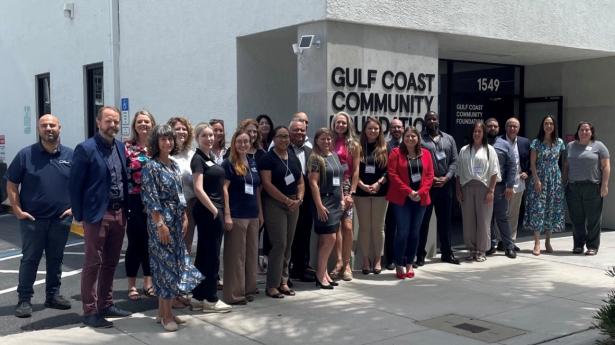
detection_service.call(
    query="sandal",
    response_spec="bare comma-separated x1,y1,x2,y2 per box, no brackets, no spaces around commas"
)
586,249,597,256
143,286,156,298
265,289,285,299
475,255,487,262
128,287,141,301
278,286,296,296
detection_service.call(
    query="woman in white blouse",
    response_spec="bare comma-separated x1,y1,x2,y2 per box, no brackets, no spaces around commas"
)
456,121,500,262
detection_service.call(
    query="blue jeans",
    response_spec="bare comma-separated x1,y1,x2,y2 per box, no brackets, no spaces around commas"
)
393,199,426,266
18,217,71,301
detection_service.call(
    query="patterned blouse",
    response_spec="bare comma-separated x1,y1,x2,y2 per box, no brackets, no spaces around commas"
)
125,140,150,195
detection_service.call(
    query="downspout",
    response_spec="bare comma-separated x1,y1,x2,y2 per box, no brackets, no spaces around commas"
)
109,0,120,106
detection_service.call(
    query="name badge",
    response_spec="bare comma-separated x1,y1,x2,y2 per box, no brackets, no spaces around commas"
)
411,172,422,183
178,193,187,206
473,164,484,176
205,161,214,167
332,177,341,186
251,166,258,173
244,183,254,195
284,173,295,186
585,146,593,151
365,165,376,174
435,151,446,161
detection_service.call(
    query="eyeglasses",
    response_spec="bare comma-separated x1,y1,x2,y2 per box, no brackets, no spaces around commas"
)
275,134,290,139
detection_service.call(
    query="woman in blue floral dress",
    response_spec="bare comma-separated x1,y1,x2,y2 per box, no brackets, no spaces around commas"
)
141,124,203,332
523,115,566,256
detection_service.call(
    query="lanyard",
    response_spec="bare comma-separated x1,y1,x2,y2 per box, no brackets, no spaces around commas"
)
242,157,254,185
329,153,342,179
274,149,291,176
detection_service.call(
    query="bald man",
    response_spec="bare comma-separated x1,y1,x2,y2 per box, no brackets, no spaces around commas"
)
6,115,74,318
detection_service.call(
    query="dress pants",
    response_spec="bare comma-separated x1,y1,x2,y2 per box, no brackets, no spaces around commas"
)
490,184,514,250
18,218,71,301
290,183,313,276
383,204,397,265
82,209,126,315
460,181,493,253
192,205,224,302
507,190,524,241
418,180,454,258
264,196,299,289
566,182,603,250
125,194,150,277
355,196,388,260
223,218,259,304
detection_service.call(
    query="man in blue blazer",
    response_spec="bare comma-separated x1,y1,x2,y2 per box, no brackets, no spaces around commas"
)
501,117,531,249
69,106,132,328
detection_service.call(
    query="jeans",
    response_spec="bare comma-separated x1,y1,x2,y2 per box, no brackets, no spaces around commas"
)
393,199,426,266
18,217,71,301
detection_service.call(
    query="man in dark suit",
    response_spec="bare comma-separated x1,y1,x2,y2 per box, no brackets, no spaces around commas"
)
70,106,131,328
502,117,531,249
288,115,316,282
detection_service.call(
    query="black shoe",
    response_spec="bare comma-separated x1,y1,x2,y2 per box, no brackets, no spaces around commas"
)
496,241,505,251
246,294,255,302
362,269,370,275
505,248,517,259
83,314,113,328
441,255,460,265
572,247,583,254
315,280,334,290
415,256,425,267
228,299,247,305
299,272,316,282
385,263,395,270
100,305,132,318
514,245,521,252
15,300,32,318
45,295,72,310
486,247,497,256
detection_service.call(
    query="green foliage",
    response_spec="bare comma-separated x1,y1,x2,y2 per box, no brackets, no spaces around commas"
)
594,267,615,343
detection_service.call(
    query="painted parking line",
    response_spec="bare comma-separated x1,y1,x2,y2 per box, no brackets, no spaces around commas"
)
0,258,126,295
0,241,84,261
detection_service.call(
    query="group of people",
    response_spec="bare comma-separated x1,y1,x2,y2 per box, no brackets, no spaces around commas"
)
5,106,610,332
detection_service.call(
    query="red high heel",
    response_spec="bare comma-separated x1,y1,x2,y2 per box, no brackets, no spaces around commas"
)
406,271,415,279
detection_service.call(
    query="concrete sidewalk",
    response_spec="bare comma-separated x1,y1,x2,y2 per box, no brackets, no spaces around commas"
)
4,232,614,345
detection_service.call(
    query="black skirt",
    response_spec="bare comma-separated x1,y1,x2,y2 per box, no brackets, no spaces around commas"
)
313,192,342,234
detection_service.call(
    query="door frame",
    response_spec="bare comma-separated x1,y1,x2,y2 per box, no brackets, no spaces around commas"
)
521,96,563,138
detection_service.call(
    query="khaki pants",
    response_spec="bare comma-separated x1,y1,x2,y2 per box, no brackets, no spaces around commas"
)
507,190,524,240
264,196,299,289
355,196,388,260
223,218,259,304
461,180,493,253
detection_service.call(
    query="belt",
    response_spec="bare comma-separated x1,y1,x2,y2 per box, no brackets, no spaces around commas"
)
108,199,123,211
568,180,599,185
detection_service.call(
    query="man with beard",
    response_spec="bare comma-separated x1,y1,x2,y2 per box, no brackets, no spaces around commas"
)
288,115,316,282
6,115,74,318
384,118,404,269
485,118,517,259
70,106,131,328
417,111,459,265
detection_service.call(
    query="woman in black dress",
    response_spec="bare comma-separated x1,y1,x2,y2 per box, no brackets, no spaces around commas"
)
308,128,344,289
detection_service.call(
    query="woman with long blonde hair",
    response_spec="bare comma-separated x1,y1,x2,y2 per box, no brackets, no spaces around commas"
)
330,112,360,281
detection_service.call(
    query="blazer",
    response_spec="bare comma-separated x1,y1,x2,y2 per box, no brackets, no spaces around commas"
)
69,135,128,223
386,147,434,207
501,134,531,177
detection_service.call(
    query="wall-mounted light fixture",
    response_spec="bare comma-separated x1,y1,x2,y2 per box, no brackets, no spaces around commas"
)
292,35,321,56
64,3,74,19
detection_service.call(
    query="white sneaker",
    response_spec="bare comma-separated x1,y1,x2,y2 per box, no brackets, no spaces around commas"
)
202,300,232,313
190,298,203,311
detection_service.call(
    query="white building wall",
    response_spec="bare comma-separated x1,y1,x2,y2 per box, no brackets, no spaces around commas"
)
327,0,615,52
0,0,114,161
118,0,325,140
525,56,615,228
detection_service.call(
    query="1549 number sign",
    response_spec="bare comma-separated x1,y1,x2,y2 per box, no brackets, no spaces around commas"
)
477,78,500,92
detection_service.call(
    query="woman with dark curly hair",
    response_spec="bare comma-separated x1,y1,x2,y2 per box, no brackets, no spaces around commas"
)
256,114,275,150
141,124,203,331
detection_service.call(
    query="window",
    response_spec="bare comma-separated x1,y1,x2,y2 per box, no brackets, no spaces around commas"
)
85,63,104,138
36,73,51,117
